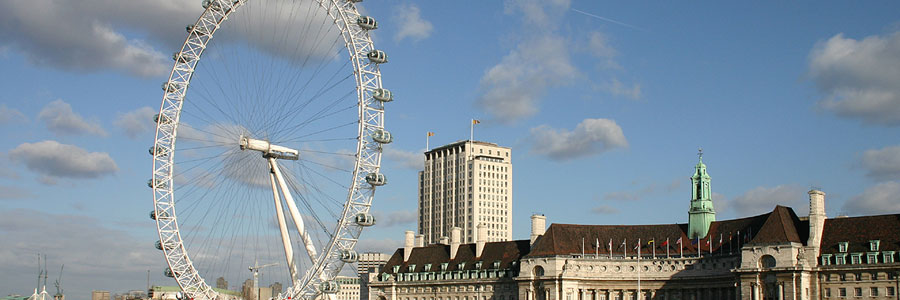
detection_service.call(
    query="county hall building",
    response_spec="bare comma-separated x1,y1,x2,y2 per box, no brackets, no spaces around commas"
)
367,156,900,300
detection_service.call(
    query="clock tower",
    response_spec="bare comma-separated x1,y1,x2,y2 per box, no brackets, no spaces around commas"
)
688,149,716,239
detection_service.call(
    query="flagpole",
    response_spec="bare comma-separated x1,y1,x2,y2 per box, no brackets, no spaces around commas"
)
609,239,612,259
595,238,599,258
637,238,641,299
470,119,474,141
666,238,669,258
582,237,585,257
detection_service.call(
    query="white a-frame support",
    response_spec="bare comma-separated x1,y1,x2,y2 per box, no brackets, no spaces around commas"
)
267,157,320,284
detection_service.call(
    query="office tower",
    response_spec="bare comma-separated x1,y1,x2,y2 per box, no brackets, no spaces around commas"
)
419,140,512,244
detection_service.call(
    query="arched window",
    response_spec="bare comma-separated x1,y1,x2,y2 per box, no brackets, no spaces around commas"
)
759,255,776,269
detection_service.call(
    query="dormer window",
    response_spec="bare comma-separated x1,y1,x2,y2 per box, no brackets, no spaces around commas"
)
868,253,878,264
884,251,895,263
493,261,501,269
870,240,881,251
821,254,833,266
441,263,448,271
424,264,432,272
839,242,849,253
409,264,416,272
851,253,862,264
458,262,466,270
393,266,400,273
836,254,847,265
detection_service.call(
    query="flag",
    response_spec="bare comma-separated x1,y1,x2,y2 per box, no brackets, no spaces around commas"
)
661,239,669,246
472,119,481,125
427,132,434,137
676,237,683,245
647,239,655,245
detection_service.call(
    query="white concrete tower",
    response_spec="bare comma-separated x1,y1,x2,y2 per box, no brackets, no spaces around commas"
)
418,140,512,244
807,189,826,253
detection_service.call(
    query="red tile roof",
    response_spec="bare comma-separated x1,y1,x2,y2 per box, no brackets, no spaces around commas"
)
380,240,530,274
820,214,900,253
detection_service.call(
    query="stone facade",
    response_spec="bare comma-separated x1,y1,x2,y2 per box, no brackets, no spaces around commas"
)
376,156,900,300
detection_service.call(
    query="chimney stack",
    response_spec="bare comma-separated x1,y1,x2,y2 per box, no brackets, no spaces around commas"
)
415,234,425,247
476,223,487,258
807,190,826,254
403,230,414,262
439,236,449,245
531,214,547,246
450,227,461,260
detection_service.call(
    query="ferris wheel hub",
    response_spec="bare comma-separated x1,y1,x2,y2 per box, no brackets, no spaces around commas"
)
239,135,299,160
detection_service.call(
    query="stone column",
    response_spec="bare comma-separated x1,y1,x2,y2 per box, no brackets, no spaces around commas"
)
751,283,758,300
777,283,783,300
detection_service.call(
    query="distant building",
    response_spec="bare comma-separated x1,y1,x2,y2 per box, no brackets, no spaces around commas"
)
270,283,283,296
91,291,110,300
216,277,229,290
370,156,900,300
419,140,512,244
359,252,391,300
149,286,239,300
241,279,255,300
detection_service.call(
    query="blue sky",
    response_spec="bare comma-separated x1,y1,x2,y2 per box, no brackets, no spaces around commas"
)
2,0,900,298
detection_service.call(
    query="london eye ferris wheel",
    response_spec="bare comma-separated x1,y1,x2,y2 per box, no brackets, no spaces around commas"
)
149,0,392,299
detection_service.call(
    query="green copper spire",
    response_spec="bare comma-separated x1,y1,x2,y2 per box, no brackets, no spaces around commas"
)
688,148,716,239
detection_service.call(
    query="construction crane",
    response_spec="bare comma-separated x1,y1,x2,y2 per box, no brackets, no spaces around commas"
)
248,261,278,300
53,265,64,300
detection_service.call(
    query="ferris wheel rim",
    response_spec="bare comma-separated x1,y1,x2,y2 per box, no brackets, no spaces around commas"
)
150,0,387,299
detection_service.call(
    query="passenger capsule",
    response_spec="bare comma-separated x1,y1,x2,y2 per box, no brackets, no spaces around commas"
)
319,281,341,294
162,82,179,93
164,267,179,278
186,25,209,36
150,210,169,220
357,16,378,30
202,0,222,11
149,146,169,156
348,0,363,3
340,249,359,263
371,129,392,144
372,88,393,102
365,172,386,186
155,240,177,251
148,179,167,189
366,50,387,64
355,212,376,227
172,52,195,63
153,113,172,124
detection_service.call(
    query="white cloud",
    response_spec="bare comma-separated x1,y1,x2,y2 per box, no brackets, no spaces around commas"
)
476,35,579,123
383,148,422,170
372,210,417,227
808,31,900,126
38,100,107,137
588,31,619,69
0,209,165,298
393,4,433,42
8,140,118,180
730,185,808,216
842,181,900,216
0,0,339,77
503,0,570,29
591,205,619,215
355,238,403,255
0,0,180,77
860,145,900,181
0,185,33,200
0,104,27,124
600,78,642,100
528,118,628,161
114,106,157,139
602,178,680,202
